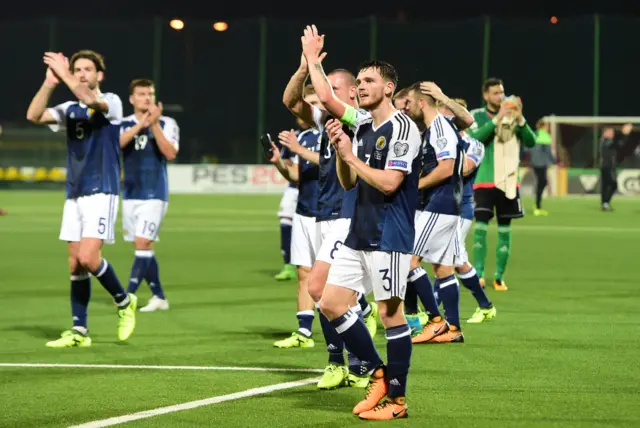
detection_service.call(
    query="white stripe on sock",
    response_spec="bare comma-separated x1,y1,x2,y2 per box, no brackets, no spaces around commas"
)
296,310,315,317
94,260,109,278
408,267,426,282
457,268,477,280
71,273,90,281
334,311,358,334
439,277,459,289
135,250,154,258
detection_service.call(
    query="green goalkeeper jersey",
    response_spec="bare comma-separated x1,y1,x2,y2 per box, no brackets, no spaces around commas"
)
467,106,536,188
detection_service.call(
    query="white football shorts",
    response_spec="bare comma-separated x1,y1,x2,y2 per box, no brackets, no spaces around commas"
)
291,213,319,268
316,218,351,264
413,211,460,266
59,193,119,244
327,245,411,301
122,199,169,242
454,218,473,267
277,187,299,218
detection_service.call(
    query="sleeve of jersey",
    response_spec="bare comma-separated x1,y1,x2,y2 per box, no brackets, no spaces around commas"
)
162,117,180,151
384,117,420,174
340,105,370,129
430,118,458,161
467,140,485,166
312,105,327,132
46,102,72,133
101,93,123,123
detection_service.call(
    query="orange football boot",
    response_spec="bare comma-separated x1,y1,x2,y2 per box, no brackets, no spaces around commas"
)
411,316,448,344
493,279,508,291
428,325,464,343
359,397,408,421
353,368,387,415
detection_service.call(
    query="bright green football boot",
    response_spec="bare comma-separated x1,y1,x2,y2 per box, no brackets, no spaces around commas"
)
417,311,429,327
317,365,348,390
273,332,315,348
466,306,497,324
46,329,92,348
406,314,422,336
274,264,297,281
364,302,378,338
117,294,137,341
344,372,369,388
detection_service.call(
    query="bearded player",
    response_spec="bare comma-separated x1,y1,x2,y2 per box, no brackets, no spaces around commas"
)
468,78,536,291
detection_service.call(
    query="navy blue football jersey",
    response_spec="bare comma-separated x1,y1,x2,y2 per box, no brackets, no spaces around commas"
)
120,115,180,201
421,114,464,216
48,93,123,199
460,134,485,220
312,105,372,221
345,111,422,253
294,128,321,217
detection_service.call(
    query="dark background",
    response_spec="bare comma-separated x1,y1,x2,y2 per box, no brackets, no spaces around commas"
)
1,1,638,165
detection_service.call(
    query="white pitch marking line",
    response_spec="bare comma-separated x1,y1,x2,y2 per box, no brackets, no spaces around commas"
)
68,376,320,428
0,363,324,373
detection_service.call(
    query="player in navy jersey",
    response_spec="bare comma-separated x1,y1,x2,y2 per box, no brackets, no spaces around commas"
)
438,99,496,324
273,119,304,282
269,85,321,349
320,60,421,421
401,84,474,336
26,50,136,347
120,79,179,312
281,27,380,390
402,82,468,344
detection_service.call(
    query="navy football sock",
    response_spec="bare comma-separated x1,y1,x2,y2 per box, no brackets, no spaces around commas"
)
410,267,441,318
296,310,314,338
280,219,293,264
346,310,366,376
358,293,372,318
126,250,153,294
330,309,383,375
145,255,166,300
70,273,91,331
436,274,461,329
405,273,419,315
92,259,129,307
386,324,412,398
458,267,492,309
317,304,345,366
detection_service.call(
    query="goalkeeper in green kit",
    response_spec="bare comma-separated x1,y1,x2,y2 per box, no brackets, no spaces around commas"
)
467,78,536,291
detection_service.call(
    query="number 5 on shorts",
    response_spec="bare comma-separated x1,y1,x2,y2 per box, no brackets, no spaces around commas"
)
98,217,106,234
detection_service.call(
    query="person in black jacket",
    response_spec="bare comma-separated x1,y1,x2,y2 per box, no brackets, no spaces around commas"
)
600,123,632,211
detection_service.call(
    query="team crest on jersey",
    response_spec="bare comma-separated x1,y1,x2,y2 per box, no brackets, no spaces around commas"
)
472,143,484,157
376,137,386,150
393,142,409,157
87,108,95,116
436,137,447,150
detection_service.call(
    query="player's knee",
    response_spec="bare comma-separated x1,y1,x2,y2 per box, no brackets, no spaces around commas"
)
377,298,402,325
455,263,471,275
474,210,493,223
307,263,330,302
497,217,511,227
134,237,153,251
77,248,101,272
433,264,454,278
409,255,421,270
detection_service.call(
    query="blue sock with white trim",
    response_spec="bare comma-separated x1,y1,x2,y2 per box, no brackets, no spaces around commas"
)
145,255,166,300
127,250,153,294
330,309,383,374
70,272,91,333
386,324,412,398
316,303,345,365
436,274,461,329
458,267,492,309
409,267,441,318
296,310,315,338
280,219,293,265
92,258,129,308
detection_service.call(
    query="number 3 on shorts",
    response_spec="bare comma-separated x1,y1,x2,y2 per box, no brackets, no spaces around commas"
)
329,240,343,260
98,217,106,234
379,268,392,292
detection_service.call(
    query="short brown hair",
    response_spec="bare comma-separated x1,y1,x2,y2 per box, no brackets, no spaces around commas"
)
393,87,409,101
303,84,316,97
69,50,106,73
482,77,503,93
129,78,155,95
408,82,436,107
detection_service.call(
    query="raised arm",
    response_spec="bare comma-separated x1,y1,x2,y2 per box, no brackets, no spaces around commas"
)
267,140,299,184
279,130,320,165
120,116,148,148
149,105,179,161
301,25,350,122
43,52,110,115
326,119,357,190
421,82,474,130
282,55,317,127
26,66,60,124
